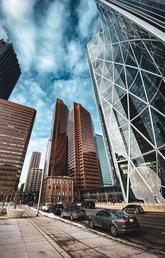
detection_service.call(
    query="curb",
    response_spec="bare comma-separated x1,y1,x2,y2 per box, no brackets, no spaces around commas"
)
25,212,71,258
28,207,165,256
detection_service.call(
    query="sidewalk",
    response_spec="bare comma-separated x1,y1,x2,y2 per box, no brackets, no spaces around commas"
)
0,214,71,258
0,207,164,258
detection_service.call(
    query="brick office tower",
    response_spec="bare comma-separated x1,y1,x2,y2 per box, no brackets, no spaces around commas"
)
48,99,69,176
24,152,41,192
68,103,101,200
0,99,36,201
0,40,21,99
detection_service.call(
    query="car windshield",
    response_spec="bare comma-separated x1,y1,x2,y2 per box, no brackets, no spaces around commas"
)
56,204,63,208
112,210,126,218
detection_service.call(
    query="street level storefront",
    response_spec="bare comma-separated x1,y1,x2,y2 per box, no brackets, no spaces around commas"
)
42,176,74,203
80,186,123,203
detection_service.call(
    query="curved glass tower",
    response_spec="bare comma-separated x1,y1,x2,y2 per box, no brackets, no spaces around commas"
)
87,0,165,203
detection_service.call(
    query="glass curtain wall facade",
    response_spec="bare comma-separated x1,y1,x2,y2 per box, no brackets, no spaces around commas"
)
0,99,36,201
48,99,69,177
68,103,101,200
87,0,165,203
0,40,21,99
95,134,113,186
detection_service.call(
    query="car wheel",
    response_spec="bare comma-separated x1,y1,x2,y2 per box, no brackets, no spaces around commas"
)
110,224,118,237
135,208,139,214
70,214,74,221
88,219,95,229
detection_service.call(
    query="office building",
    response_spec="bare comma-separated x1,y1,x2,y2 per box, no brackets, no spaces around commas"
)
24,152,41,192
0,40,21,99
87,0,165,203
0,99,36,201
95,134,113,187
68,103,101,200
48,99,69,177
25,168,42,193
42,176,74,203
44,139,52,177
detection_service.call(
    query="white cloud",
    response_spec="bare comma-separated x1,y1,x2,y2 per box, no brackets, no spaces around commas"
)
1,0,102,185
77,0,97,38
1,0,37,71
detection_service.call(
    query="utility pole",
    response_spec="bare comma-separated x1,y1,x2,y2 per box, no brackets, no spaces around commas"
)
36,169,44,216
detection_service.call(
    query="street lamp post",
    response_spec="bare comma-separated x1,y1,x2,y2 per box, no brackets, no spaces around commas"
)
36,169,44,216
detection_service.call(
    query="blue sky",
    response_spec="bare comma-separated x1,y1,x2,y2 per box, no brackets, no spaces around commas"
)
0,0,102,183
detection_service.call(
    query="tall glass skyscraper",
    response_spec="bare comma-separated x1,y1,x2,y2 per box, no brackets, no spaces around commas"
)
87,0,165,203
68,103,101,200
48,99,69,177
95,134,113,187
0,40,21,99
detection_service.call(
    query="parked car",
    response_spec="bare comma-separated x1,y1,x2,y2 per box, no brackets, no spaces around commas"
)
41,203,52,212
49,203,64,215
88,209,141,237
61,205,86,220
81,199,95,209
122,204,144,214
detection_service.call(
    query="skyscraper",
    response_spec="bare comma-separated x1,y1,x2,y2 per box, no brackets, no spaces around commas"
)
95,134,113,187
0,99,36,201
87,0,165,203
0,40,21,99
25,168,42,194
48,99,69,176
24,152,41,192
68,103,101,199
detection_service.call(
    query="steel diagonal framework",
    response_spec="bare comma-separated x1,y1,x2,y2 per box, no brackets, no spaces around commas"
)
87,0,165,203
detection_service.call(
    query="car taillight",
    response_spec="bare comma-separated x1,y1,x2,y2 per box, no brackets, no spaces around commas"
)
119,218,126,225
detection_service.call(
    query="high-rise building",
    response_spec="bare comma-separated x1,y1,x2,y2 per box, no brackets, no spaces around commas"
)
0,99,36,201
25,168,42,193
87,0,165,203
95,134,113,187
68,102,101,200
48,99,69,176
0,40,21,99
24,152,41,192
44,139,52,177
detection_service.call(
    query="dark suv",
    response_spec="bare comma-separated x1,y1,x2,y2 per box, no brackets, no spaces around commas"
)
88,209,141,237
81,200,95,209
122,204,144,214
49,203,64,215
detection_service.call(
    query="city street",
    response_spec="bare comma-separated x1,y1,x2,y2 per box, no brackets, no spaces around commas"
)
80,208,165,253
21,207,165,257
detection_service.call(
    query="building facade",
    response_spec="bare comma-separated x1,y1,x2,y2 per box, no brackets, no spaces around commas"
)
42,176,74,203
25,168,42,193
95,134,113,187
68,103,101,200
0,99,36,201
48,99,69,177
0,40,21,99
87,0,165,203
24,152,41,192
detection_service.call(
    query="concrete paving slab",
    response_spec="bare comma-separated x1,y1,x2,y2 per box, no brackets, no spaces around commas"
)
94,244,142,258
59,240,89,252
25,240,63,258
23,235,46,243
0,243,29,258
131,252,163,258
81,237,117,247
68,248,107,258
0,236,23,245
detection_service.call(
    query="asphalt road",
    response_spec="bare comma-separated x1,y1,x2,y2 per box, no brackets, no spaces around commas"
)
81,208,165,253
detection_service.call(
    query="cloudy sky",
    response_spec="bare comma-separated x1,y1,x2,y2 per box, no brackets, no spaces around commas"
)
0,0,102,184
